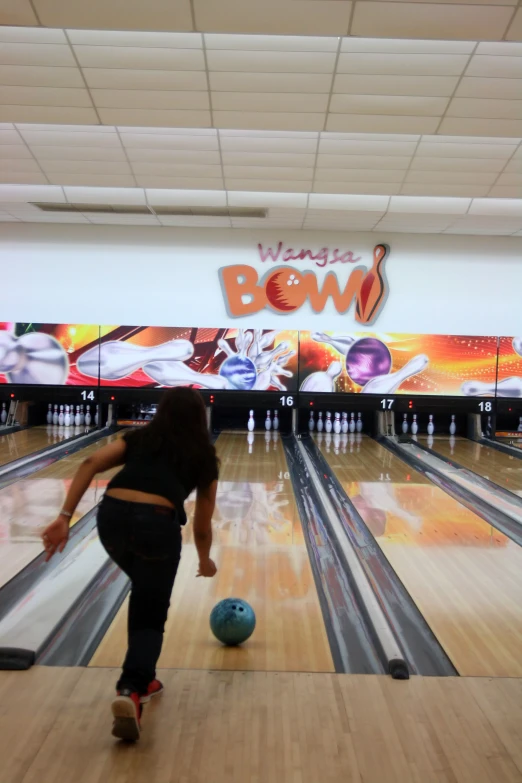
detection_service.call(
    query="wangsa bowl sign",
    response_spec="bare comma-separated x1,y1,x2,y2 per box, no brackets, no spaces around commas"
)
219,242,390,325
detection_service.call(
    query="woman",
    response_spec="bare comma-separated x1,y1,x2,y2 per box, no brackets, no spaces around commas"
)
41,388,219,742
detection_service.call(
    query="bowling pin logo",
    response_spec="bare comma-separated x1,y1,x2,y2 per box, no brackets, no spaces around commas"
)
355,244,390,325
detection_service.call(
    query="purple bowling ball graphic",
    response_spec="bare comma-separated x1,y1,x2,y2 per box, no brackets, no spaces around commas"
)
345,338,392,386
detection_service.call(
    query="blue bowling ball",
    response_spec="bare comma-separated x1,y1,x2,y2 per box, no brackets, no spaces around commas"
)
219,355,257,391
210,598,256,646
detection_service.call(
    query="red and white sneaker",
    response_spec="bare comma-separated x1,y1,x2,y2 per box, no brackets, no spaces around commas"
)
111,689,142,741
140,679,164,704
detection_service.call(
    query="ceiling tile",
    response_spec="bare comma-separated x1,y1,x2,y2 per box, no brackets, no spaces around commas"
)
340,37,474,54
135,175,224,189
405,170,496,185
132,163,222,177
317,153,410,169
351,3,513,41
204,34,338,51
73,45,205,71
83,69,208,91
220,135,316,154
447,98,522,120
212,92,328,113
32,0,194,31
0,107,99,124
20,130,120,147
127,148,220,164
214,111,325,131
223,165,312,180
506,9,522,42
438,117,522,136
31,145,127,161
0,145,32,159
376,216,455,232
97,109,212,127
209,72,332,93
225,178,311,192
476,42,522,56
333,73,458,97
337,52,468,76
92,90,210,111
66,30,201,47
222,151,315,166
0,0,39,25
326,115,440,134
0,43,75,67
469,198,522,216
313,181,401,195
159,216,231,227
410,156,505,172
63,186,145,204
121,132,218,149
207,50,336,74
495,172,522,186
39,160,132,175
330,94,448,116
47,173,136,186
0,86,93,108
466,56,522,79
0,28,66,44
0,65,84,89
489,185,522,197
0,129,23,144
193,0,352,36
456,77,522,100
314,168,404,183
319,138,417,155
146,188,227,206
505,157,522,172
0,173,48,184
417,141,516,158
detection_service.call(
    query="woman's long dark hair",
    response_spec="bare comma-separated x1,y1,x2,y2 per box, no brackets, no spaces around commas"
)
125,388,218,489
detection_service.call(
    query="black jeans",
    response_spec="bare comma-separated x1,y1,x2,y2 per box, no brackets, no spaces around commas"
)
97,495,182,694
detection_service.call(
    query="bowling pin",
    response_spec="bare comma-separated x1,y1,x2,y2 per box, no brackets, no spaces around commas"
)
356,412,363,433
518,416,522,433
94,405,99,426
53,404,59,425
247,431,254,454
462,377,522,398
265,410,272,431
247,410,255,432
325,412,332,433
341,412,348,434
362,354,429,394
85,405,92,426
401,414,408,434
0,402,6,424
75,405,81,426
449,415,456,435
427,415,434,435
46,404,53,425
300,361,342,393
513,336,522,357
333,412,341,434
317,412,324,432
349,412,356,433
411,414,418,435
308,411,315,432
80,405,85,425
58,405,64,426
273,410,279,431
64,405,71,427
312,332,355,357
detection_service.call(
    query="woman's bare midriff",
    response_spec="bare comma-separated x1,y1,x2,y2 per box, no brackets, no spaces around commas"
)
105,488,175,508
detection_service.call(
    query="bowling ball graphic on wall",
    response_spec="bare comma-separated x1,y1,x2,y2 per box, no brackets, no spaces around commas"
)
345,337,392,386
265,269,307,313
218,354,257,391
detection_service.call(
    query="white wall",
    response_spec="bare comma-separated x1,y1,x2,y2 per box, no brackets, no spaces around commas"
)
1,223,521,336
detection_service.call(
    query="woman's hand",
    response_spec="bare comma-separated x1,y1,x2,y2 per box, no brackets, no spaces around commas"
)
41,516,70,561
197,558,217,578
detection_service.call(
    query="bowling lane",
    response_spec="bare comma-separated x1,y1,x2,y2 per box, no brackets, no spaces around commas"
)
317,433,522,678
0,433,122,589
0,425,72,467
419,436,522,498
90,431,335,673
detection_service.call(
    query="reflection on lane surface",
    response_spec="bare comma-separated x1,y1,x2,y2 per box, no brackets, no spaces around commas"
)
91,431,334,673
419,435,522,498
0,433,122,589
318,434,522,678
0,425,73,467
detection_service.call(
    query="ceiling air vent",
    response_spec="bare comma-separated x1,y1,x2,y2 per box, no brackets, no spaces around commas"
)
31,203,268,219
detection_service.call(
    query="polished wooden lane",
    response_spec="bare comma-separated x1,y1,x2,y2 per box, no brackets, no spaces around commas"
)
0,425,74,467
419,435,522,497
2,667,522,783
0,433,122,589
91,432,334,673
317,433,522,678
